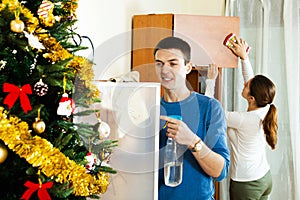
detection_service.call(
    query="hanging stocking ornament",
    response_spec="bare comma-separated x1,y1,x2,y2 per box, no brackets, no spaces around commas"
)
85,152,100,172
34,78,48,96
32,107,46,134
57,93,75,117
57,74,75,117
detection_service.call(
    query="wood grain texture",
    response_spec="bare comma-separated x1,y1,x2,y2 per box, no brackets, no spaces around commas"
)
174,14,240,68
132,14,173,82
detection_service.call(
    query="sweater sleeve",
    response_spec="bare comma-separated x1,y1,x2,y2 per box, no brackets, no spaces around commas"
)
204,79,216,98
241,58,254,83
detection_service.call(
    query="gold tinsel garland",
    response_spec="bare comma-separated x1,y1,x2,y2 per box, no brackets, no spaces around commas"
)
67,56,100,100
0,107,110,196
41,36,73,62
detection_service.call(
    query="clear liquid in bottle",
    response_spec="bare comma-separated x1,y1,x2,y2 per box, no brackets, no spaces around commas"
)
164,161,183,187
164,138,183,187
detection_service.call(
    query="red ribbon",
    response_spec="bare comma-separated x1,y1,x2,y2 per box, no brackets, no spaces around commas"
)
3,83,32,113
21,181,53,200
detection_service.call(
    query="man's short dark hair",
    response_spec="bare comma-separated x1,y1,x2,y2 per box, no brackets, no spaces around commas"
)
154,36,191,63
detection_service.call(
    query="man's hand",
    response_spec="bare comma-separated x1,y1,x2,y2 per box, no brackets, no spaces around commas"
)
160,115,198,147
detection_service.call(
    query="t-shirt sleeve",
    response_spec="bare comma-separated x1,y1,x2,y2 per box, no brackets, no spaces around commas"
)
205,99,230,181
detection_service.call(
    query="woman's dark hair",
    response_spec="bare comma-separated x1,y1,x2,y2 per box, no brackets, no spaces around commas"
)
153,36,191,64
249,75,278,149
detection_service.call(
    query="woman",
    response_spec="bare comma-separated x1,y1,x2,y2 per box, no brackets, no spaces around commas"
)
206,36,278,200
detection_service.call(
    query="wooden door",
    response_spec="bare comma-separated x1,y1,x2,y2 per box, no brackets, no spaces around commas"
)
132,14,173,83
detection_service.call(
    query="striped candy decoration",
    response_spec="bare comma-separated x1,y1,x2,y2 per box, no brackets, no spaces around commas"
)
37,0,54,18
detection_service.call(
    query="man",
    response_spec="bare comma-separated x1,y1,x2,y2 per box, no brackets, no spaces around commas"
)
154,36,230,200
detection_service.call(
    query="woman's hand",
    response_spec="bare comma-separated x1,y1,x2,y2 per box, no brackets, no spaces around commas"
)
229,36,249,60
207,64,219,80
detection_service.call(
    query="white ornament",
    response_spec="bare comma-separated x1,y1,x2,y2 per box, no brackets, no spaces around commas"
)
0,60,7,71
98,121,110,139
24,31,45,50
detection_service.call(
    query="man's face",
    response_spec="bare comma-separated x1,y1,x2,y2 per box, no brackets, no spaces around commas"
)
154,48,189,90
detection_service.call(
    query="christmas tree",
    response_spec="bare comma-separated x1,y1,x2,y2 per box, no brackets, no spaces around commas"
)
0,0,117,199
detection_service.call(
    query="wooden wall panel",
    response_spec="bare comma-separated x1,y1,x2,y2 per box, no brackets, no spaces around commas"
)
174,14,240,68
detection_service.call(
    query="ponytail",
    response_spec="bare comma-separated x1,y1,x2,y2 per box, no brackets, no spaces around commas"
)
262,104,278,150
250,75,277,149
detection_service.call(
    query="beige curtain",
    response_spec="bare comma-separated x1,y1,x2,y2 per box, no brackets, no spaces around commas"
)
222,0,299,199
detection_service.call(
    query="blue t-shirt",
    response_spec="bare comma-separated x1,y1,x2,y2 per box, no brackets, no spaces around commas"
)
158,92,230,200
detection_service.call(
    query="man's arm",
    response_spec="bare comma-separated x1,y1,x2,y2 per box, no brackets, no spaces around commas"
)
188,137,228,179
161,107,230,180
188,99,230,180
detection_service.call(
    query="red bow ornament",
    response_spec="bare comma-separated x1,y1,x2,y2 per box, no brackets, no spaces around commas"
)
21,181,53,200
3,83,32,113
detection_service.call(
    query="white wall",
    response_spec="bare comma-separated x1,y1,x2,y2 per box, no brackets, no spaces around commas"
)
76,0,225,80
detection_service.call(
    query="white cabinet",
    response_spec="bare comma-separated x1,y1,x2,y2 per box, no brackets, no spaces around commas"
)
85,82,161,200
